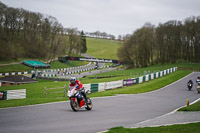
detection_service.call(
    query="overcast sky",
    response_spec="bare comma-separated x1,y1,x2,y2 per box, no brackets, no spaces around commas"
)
1,0,200,36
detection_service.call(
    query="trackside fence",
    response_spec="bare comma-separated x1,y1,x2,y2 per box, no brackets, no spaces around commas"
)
44,84,66,98
82,67,177,93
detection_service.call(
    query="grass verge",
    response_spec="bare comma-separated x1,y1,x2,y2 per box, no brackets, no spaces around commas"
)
178,101,200,111
107,122,200,133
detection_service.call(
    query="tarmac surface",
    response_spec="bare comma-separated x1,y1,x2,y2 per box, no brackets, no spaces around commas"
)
0,72,200,133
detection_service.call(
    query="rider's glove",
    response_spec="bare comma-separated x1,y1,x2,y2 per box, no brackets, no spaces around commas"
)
75,85,79,90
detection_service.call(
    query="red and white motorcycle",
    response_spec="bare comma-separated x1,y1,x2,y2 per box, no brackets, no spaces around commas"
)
67,86,93,112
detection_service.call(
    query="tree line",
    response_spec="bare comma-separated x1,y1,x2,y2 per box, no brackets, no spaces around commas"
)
85,31,116,40
0,2,87,62
118,16,200,68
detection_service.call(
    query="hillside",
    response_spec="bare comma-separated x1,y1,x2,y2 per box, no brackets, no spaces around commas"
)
0,38,121,73
86,37,122,59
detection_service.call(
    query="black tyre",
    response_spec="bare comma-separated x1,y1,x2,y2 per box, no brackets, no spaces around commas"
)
197,87,200,94
85,98,93,110
70,99,79,112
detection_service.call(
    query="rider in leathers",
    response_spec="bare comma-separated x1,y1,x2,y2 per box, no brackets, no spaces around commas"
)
69,77,87,102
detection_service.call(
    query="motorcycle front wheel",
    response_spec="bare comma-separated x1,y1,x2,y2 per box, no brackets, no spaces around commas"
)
70,99,79,112
85,98,93,110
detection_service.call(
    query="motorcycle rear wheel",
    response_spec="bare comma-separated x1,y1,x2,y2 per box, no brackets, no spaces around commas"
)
70,99,79,112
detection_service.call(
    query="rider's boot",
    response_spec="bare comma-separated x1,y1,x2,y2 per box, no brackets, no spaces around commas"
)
81,92,88,103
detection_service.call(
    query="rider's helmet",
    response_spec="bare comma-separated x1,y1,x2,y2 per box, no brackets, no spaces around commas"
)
70,77,76,85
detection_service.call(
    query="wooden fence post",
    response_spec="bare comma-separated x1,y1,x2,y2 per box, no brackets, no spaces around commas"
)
44,87,46,98
64,84,66,97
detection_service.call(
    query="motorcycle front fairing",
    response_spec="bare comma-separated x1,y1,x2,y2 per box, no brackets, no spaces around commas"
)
68,86,85,108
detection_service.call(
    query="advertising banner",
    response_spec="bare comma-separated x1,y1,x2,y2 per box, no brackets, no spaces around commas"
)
146,75,149,81
164,70,166,75
97,81,123,91
58,56,122,64
0,91,3,100
139,77,143,83
123,79,136,86
98,83,106,91
151,73,154,79
156,72,159,78
104,80,123,90
7,89,26,100
0,91,7,100
83,84,91,93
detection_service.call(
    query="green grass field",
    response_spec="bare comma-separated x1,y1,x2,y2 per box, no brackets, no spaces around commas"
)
107,122,200,133
86,37,122,59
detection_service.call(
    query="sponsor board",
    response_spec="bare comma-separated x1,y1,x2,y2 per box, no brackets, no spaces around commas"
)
98,83,106,91
104,80,123,90
7,89,26,100
0,92,3,99
0,91,6,100
58,56,122,64
123,79,136,86
83,84,91,93
98,80,123,91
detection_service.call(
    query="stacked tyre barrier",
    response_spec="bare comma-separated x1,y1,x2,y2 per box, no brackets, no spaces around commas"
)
40,66,111,77
40,62,92,73
0,71,34,76
0,62,92,77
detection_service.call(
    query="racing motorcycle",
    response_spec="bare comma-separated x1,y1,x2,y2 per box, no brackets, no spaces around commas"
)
197,86,200,94
187,83,193,91
67,86,92,112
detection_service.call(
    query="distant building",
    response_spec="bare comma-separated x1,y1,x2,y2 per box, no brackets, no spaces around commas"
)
0,75,37,87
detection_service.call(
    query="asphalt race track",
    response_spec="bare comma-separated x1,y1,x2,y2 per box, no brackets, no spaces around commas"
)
1,72,200,133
